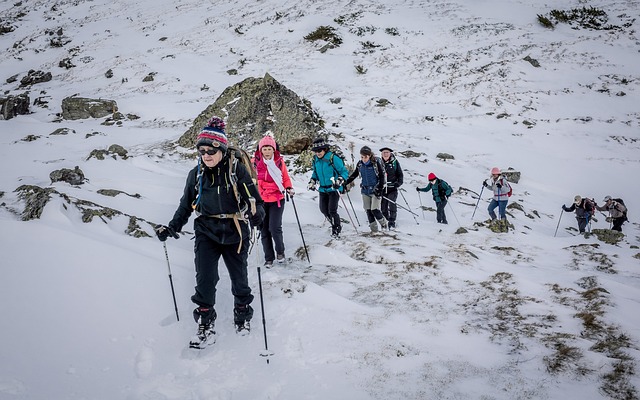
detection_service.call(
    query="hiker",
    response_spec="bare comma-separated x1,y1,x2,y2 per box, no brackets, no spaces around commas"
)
308,137,349,238
416,172,452,224
483,167,511,220
345,146,387,232
254,134,294,267
596,195,627,232
562,195,594,234
155,117,265,348
380,147,404,229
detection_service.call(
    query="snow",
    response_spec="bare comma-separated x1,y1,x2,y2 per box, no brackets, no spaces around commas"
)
1,0,640,399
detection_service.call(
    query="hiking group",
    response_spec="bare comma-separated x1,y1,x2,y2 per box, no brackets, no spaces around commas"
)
153,116,629,348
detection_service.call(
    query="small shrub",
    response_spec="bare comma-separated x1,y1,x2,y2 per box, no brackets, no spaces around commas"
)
537,14,554,29
304,26,343,46
355,65,367,74
385,27,400,36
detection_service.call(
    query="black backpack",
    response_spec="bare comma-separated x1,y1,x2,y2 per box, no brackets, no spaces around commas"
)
613,198,628,221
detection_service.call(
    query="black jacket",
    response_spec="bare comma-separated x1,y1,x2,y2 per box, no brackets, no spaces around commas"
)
382,155,404,190
169,155,263,245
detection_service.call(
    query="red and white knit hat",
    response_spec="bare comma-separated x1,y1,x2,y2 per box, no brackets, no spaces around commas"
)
196,116,228,152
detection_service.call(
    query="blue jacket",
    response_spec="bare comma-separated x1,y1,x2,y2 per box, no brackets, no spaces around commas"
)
346,157,386,196
311,151,349,193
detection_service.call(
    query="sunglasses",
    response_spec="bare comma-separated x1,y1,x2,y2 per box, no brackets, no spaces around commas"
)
199,148,219,156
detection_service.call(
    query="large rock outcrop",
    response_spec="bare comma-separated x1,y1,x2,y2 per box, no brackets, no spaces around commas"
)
0,93,30,120
61,96,118,120
178,73,325,154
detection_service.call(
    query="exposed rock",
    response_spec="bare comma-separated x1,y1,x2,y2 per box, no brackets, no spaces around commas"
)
49,166,86,185
105,69,113,78
21,134,39,142
502,168,521,184
399,150,422,158
507,202,524,212
227,69,238,75
14,185,55,221
97,189,141,198
591,229,624,245
50,127,75,135
523,55,541,67
0,93,30,119
6,73,19,83
108,144,128,159
436,152,454,161
126,216,151,238
142,73,155,82
178,73,325,154
61,96,118,120
455,227,468,234
59,58,75,69
474,219,514,233
86,144,128,160
376,98,391,107
19,70,52,87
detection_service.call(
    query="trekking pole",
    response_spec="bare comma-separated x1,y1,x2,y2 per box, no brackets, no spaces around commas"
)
331,177,359,233
448,200,461,228
398,189,419,225
554,209,564,237
257,266,271,364
162,242,180,322
287,193,310,265
471,185,485,220
417,191,426,220
344,189,361,226
381,195,421,217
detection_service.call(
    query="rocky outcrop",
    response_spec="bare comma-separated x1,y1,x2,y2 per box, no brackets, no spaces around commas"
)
19,70,52,87
15,185,55,221
61,96,118,120
0,93,30,120
178,73,325,154
502,168,521,184
49,166,86,185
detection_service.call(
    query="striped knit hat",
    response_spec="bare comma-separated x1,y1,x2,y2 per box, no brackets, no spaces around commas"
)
196,116,228,152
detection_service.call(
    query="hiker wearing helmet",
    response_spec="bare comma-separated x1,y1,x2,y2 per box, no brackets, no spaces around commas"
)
482,167,511,220
596,195,628,232
416,172,452,224
562,195,594,234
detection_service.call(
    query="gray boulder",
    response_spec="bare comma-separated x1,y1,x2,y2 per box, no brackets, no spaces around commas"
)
178,73,325,154
19,70,52,87
61,96,118,120
0,93,30,120
502,168,521,184
50,166,86,185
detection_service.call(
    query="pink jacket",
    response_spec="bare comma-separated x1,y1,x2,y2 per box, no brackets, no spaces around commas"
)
254,150,292,204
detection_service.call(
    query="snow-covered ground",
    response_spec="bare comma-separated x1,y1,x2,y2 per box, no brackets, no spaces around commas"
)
1,0,639,399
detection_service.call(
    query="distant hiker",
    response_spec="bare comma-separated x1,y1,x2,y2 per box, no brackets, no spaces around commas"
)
155,117,265,348
416,172,452,224
596,195,627,232
562,195,594,234
308,138,349,238
482,167,511,220
380,147,404,229
254,134,294,267
345,146,387,232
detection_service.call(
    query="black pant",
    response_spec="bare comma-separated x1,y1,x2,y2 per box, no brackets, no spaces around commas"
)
576,217,588,233
436,200,447,223
612,217,625,232
319,191,341,230
381,189,398,224
260,201,285,261
191,233,254,311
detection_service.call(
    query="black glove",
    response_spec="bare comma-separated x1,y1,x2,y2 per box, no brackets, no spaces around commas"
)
373,188,382,197
482,181,488,188
155,225,178,242
562,205,568,211
249,205,265,229
496,183,502,189
416,187,421,192
332,177,344,190
307,179,317,191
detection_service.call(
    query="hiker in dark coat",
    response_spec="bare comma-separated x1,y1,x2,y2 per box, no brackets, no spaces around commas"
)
562,195,594,234
379,147,404,230
416,172,452,224
345,146,388,232
596,195,627,232
155,117,265,347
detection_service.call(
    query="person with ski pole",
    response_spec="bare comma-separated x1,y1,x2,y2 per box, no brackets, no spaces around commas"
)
379,147,404,230
483,167,511,221
416,172,452,224
253,134,294,267
344,146,388,232
562,195,594,234
307,137,349,238
155,117,265,349
595,195,628,232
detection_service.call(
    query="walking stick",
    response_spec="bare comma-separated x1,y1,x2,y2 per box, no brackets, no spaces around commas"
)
254,229,273,364
287,193,310,264
471,185,485,220
381,195,421,217
417,191,426,220
331,177,359,233
398,189,419,225
162,242,180,322
554,209,564,237
344,189,361,226
448,200,461,228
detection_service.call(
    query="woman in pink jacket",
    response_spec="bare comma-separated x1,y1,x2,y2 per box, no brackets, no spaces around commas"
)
254,135,294,267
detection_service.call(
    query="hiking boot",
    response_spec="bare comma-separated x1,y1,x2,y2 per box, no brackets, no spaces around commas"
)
264,260,273,268
377,218,388,230
234,304,254,335
276,254,286,264
388,220,396,229
369,221,379,233
331,225,342,238
190,307,217,349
